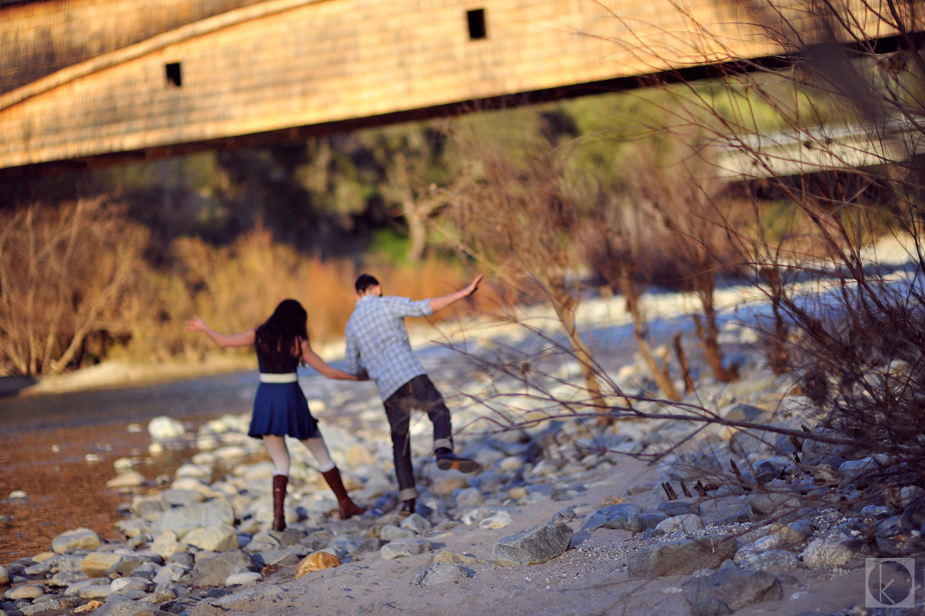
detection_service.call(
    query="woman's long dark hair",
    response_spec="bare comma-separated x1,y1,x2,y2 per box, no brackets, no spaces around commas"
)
255,299,308,372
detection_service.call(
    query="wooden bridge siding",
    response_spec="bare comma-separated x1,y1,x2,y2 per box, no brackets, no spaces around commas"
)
0,0,897,171
0,0,268,94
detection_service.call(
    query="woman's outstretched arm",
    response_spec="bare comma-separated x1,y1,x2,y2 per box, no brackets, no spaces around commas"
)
185,316,256,348
299,339,365,380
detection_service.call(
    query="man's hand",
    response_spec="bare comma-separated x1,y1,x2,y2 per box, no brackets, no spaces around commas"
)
429,274,484,313
462,275,483,298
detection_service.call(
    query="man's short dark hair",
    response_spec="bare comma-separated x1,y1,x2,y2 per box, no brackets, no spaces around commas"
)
355,274,380,295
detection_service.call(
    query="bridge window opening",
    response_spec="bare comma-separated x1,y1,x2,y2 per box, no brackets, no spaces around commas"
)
165,62,183,87
466,9,486,40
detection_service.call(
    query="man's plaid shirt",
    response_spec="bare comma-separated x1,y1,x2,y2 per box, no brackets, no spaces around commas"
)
345,294,434,400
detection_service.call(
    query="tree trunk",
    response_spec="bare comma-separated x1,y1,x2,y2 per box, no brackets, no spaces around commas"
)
546,284,612,426
693,269,738,382
617,263,680,401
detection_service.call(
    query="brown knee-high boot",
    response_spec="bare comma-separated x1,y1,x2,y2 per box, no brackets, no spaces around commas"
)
272,474,288,531
321,467,366,519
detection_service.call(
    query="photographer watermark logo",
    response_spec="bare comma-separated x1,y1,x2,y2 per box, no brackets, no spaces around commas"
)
865,558,915,608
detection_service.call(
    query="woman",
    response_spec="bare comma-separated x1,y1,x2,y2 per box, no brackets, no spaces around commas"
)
185,299,366,531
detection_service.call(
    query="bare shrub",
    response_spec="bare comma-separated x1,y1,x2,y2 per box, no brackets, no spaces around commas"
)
437,117,614,423
0,198,149,375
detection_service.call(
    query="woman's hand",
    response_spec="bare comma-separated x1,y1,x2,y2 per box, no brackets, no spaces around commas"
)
185,316,207,333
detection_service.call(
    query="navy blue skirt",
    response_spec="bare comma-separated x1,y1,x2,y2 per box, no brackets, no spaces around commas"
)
248,381,321,440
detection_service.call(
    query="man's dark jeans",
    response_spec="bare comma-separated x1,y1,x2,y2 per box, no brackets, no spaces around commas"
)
383,374,453,501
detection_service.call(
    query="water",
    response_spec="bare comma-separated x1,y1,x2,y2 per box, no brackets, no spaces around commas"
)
0,369,265,565
0,370,259,433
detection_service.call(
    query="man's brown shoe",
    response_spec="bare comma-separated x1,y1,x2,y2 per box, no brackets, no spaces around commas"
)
435,451,481,473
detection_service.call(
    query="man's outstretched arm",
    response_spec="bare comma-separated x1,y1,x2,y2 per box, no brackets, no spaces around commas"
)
429,275,483,313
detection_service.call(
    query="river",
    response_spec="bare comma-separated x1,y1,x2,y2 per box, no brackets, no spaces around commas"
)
0,369,266,565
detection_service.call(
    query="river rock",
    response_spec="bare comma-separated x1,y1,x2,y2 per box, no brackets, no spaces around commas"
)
107,471,147,488
430,550,484,566
0,565,11,584
492,521,573,566
657,501,701,517
380,525,416,541
654,514,704,534
681,565,782,611
161,489,206,507
627,536,738,578
148,417,186,441
105,554,150,577
225,571,263,586
295,552,340,577
78,582,114,599
380,539,432,560
93,599,173,616
80,552,122,578
5,584,45,600
52,528,102,554
110,577,152,594
151,500,235,537
411,563,472,587
181,524,238,552
150,532,183,560
399,513,431,533
581,503,666,534
456,487,485,508
802,535,855,568
186,549,257,587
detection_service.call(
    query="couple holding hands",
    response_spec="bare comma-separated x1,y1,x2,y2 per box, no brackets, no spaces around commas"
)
185,274,483,531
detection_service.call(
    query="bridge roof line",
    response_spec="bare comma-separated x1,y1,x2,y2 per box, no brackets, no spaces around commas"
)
0,0,327,112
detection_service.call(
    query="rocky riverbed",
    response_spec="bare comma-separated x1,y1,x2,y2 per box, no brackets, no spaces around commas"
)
2,275,923,616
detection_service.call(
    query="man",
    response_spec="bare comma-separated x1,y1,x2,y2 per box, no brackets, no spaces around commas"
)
345,273,483,518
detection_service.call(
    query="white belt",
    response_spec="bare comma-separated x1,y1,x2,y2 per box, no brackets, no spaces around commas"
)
259,372,298,383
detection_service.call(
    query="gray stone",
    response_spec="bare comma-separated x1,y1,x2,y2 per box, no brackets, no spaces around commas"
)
802,535,855,569
380,539,432,560
182,524,239,552
105,555,151,578
225,572,263,587
94,598,173,616
690,598,734,616
838,457,878,475
627,536,738,578
581,503,666,534
160,489,205,507
51,528,102,554
654,514,704,534
78,583,114,599
380,525,417,541
682,566,783,611
410,563,472,587
551,507,577,523
656,501,700,517
492,522,573,566
455,488,484,508
186,550,257,587
5,585,44,600
151,563,187,585
750,550,801,572
20,602,60,616
151,500,235,537
399,513,431,534
722,403,769,423
110,578,152,594
48,571,87,587
747,490,802,516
